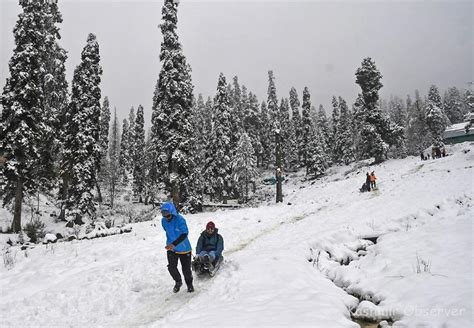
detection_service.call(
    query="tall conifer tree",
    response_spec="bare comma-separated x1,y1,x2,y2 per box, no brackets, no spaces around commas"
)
61,33,102,220
204,73,232,202
133,105,146,202
0,0,51,231
150,0,194,206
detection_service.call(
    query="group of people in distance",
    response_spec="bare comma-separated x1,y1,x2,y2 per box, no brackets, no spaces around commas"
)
160,202,224,293
360,171,377,192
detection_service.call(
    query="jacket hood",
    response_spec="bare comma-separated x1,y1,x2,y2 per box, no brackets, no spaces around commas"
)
160,202,178,217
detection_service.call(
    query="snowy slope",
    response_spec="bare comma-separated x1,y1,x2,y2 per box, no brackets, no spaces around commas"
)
1,143,473,327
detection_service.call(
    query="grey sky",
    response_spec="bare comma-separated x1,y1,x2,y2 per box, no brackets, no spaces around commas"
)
1,0,472,128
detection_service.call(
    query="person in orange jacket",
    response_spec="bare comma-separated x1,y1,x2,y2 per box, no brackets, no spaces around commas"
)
370,171,377,189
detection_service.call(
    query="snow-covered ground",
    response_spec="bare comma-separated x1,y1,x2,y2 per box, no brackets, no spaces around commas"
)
1,143,473,327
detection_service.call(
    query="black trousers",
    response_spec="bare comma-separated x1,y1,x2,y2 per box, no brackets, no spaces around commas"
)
167,251,193,286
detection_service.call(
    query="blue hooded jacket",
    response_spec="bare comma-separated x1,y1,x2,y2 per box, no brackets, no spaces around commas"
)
161,202,192,254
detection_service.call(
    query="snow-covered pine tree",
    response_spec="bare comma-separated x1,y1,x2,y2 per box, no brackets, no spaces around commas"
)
387,96,408,158
279,98,291,170
118,118,130,182
244,92,263,167
463,89,474,114
267,71,280,164
352,94,365,160
267,71,279,127
443,87,464,124
108,109,120,208
99,97,111,169
406,90,430,155
233,132,258,202
259,101,271,168
97,97,111,201
133,105,146,202
317,105,331,162
229,76,243,185
354,57,392,163
127,107,135,174
38,0,68,190
61,33,102,221
336,97,355,164
289,87,303,167
426,85,448,148
204,73,233,203
330,96,340,162
306,127,327,178
232,76,244,131
301,87,314,173
0,0,50,231
150,0,194,206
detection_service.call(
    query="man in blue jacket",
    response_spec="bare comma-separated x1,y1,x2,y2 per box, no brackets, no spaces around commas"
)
161,202,194,293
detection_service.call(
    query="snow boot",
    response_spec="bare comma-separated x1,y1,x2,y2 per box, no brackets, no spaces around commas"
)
173,281,182,293
187,285,194,293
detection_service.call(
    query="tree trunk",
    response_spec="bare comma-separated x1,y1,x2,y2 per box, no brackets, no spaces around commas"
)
96,179,102,203
12,177,23,232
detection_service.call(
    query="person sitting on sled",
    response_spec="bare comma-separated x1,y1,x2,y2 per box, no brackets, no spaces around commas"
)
195,221,224,269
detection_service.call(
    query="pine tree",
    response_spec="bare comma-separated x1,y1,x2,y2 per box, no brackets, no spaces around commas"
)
306,128,327,178
39,0,68,190
0,0,50,231
406,90,430,155
279,98,291,170
97,97,111,198
267,71,279,127
316,105,331,160
463,89,474,115
150,0,194,206
443,87,464,124
61,33,102,221
229,76,243,171
232,76,244,129
244,92,263,167
133,105,146,202
233,133,258,201
99,97,111,169
118,118,130,182
426,85,447,147
259,101,271,168
354,57,393,163
336,97,355,164
387,96,408,158
204,73,232,203
108,109,120,208
127,107,136,173
289,87,303,167
301,87,314,173
330,96,340,162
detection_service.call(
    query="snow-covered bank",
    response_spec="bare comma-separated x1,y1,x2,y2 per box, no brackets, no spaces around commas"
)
1,143,473,327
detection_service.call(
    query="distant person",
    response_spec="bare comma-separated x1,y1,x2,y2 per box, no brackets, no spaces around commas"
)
196,221,224,267
370,171,377,189
161,202,194,293
365,172,371,192
442,148,446,157
420,151,425,161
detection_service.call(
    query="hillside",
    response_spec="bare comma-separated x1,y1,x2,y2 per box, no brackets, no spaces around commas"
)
1,143,473,327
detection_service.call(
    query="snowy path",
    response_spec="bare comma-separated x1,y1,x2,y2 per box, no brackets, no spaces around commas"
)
1,144,473,327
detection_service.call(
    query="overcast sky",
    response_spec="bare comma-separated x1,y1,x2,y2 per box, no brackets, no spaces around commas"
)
1,0,472,127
